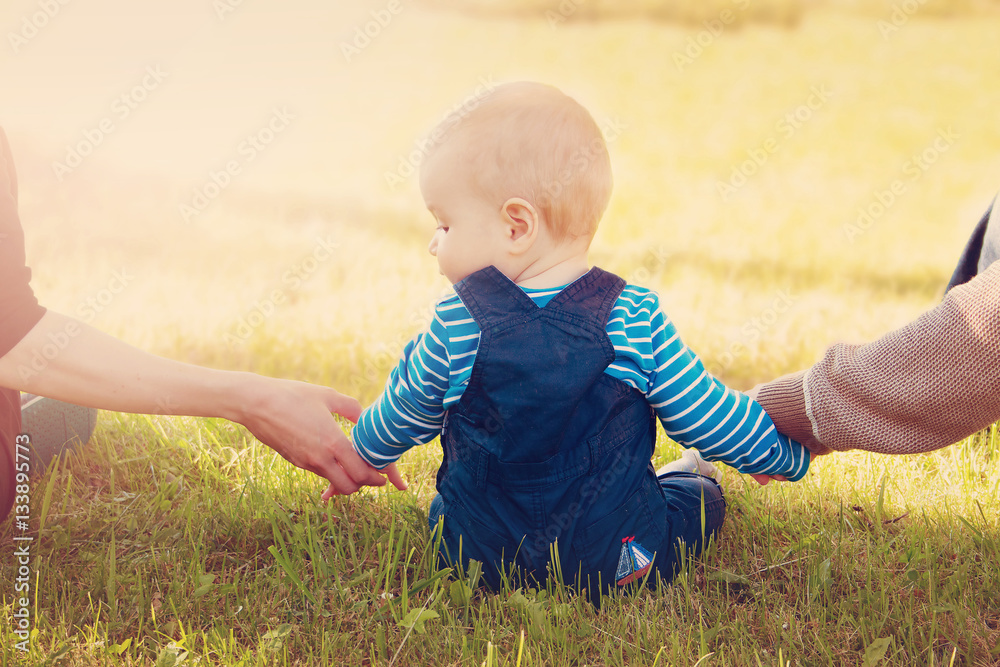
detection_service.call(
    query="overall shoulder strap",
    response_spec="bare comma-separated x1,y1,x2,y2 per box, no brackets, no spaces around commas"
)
454,266,539,327
546,267,626,329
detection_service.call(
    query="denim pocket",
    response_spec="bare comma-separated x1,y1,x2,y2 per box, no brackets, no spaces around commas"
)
577,483,666,594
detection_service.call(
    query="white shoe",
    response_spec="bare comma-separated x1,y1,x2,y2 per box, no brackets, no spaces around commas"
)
656,448,721,481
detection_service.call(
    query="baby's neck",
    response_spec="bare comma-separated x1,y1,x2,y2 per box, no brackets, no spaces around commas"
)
511,252,590,289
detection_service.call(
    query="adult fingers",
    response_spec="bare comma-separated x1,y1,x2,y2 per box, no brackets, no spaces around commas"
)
322,386,363,423
335,454,386,489
298,435,374,495
314,458,365,497
309,390,380,487
382,463,408,491
322,464,405,499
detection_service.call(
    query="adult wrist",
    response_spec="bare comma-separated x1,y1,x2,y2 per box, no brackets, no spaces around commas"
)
212,370,261,426
755,370,831,456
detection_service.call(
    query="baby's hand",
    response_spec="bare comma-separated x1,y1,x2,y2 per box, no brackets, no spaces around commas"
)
750,473,787,486
322,462,407,500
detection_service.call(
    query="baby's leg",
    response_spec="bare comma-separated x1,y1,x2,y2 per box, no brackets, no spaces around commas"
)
653,471,726,581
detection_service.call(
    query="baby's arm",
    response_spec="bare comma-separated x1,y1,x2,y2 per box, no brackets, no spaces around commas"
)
330,305,452,493
644,298,810,481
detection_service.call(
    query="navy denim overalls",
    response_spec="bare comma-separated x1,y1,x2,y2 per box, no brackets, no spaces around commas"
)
428,266,726,601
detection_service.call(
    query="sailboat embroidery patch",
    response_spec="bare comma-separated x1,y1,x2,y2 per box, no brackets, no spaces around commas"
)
615,536,653,586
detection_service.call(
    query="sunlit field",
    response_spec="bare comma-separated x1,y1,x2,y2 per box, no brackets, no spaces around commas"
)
2,0,1000,664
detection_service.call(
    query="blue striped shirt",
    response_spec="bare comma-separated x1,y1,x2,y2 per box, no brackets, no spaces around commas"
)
353,282,810,481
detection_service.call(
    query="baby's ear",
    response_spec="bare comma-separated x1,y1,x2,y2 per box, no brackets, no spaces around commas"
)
501,197,539,252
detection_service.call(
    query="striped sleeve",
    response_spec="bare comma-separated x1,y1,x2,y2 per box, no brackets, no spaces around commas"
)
351,302,453,469
641,291,810,481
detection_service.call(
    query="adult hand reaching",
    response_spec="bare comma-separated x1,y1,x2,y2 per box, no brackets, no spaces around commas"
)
232,375,407,495
0,127,401,518
0,311,404,497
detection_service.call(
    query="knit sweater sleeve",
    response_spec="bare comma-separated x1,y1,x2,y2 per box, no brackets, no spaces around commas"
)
0,128,46,359
756,261,1000,455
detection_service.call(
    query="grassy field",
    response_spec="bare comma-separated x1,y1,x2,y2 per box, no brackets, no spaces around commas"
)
2,1,1000,665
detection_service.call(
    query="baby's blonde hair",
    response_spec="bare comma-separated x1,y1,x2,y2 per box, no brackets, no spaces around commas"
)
427,82,613,242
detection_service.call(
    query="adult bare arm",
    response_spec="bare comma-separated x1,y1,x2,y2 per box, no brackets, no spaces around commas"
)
0,310,406,494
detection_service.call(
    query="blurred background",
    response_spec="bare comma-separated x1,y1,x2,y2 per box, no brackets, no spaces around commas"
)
3,0,1000,402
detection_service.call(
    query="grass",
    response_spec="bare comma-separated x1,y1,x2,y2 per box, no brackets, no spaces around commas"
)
3,2,1000,665
2,418,999,665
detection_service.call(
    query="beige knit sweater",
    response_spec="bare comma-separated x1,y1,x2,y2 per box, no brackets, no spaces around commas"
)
756,261,1000,455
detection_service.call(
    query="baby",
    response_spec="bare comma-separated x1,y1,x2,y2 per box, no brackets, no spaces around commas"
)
345,82,809,600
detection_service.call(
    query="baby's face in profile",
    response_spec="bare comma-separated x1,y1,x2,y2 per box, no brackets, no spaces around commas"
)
419,140,511,284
